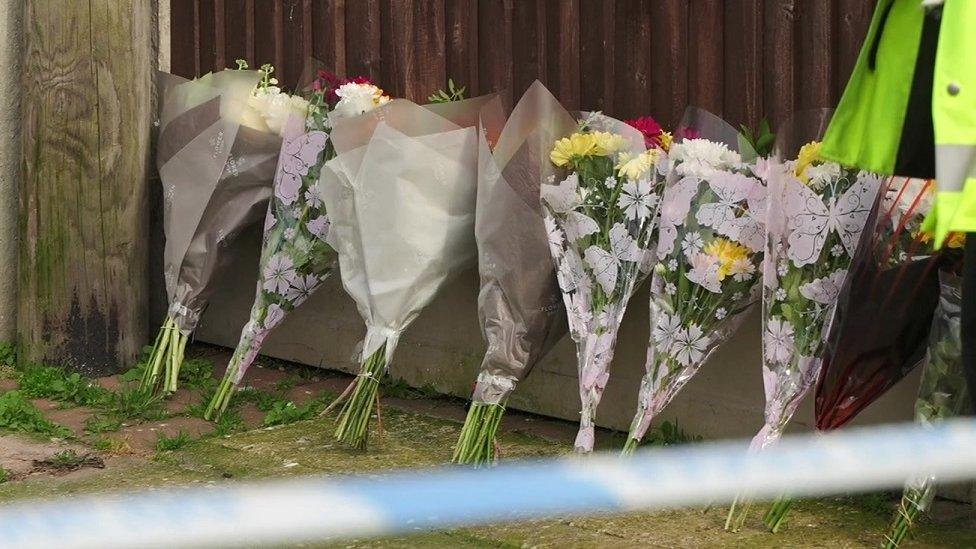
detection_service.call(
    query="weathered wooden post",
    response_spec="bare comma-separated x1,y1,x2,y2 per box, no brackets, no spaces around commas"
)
19,1,155,374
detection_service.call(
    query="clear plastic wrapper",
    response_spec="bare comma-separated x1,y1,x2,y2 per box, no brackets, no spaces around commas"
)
145,68,281,393
319,96,503,449
206,69,394,419
815,177,944,430
541,111,661,453
625,108,764,453
885,272,968,548
453,81,573,465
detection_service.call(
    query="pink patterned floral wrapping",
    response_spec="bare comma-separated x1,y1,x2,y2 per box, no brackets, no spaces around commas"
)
627,108,765,448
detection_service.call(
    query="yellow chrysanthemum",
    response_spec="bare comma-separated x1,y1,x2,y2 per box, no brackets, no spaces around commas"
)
705,238,751,281
550,132,599,166
794,141,822,184
615,149,661,181
591,131,630,156
947,232,966,248
658,131,674,152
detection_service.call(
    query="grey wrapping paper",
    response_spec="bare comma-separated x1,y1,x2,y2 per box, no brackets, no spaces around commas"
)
318,99,490,365
471,81,575,405
157,70,281,333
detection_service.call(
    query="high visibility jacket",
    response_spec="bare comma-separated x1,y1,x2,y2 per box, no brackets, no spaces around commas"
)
821,0,976,246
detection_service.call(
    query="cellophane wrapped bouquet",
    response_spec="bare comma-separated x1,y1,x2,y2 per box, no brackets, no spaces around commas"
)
205,69,392,419
726,110,883,531
624,108,766,454
885,272,967,548
815,177,942,431
453,81,573,465
144,63,285,395
319,96,504,449
541,112,662,453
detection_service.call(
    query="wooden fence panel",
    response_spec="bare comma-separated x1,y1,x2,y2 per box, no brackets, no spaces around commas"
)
169,0,874,131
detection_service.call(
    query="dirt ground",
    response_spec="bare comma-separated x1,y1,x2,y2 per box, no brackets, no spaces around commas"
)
0,344,973,548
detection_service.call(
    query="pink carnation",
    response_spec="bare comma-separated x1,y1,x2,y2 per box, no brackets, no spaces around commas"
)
626,116,665,149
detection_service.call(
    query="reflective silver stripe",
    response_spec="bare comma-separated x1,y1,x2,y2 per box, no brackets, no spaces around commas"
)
935,144,976,192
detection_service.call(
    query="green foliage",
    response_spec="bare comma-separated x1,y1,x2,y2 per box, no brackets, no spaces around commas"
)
0,391,71,438
104,386,166,423
178,358,216,391
0,466,7,483
213,407,245,437
262,400,321,427
83,414,123,434
739,118,776,158
427,78,466,103
155,431,191,452
17,364,109,407
44,450,86,469
641,420,701,447
0,341,16,368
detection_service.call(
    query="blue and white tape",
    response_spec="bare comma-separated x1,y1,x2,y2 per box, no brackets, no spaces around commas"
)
3,419,976,548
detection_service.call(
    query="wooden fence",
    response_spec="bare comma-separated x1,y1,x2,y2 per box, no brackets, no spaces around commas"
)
170,0,874,138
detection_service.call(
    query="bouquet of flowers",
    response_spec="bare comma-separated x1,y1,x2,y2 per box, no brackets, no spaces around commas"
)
541,112,661,453
624,108,766,454
885,272,968,548
319,96,503,449
726,110,883,531
815,177,943,431
143,63,285,395
453,81,574,466
205,69,392,419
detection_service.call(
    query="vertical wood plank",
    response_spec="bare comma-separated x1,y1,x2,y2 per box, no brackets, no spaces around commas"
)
579,1,614,113
312,0,346,75
170,0,197,77
281,0,306,88
197,0,216,72
254,1,278,67
797,0,835,109
445,0,478,95
687,0,723,117
723,0,763,130
836,0,872,99
613,0,652,120
511,0,547,99
345,0,382,81
650,0,689,128
477,0,514,105
385,0,447,101
213,0,227,70
223,0,250,66
763,0,797,128
21,0,152,373
546,0,580,110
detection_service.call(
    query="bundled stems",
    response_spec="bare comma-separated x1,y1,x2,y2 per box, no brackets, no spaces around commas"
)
205,351,244,420
620,437,639,456
334,344,388,449
724,496,753,532
453,402,506,466
884,484,929,548
140,315,189,395
762,496,793,533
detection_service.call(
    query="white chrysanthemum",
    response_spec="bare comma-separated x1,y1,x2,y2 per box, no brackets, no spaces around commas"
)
804,161,842,191
669,138,742,178
333,82,390,118
248,86,310,136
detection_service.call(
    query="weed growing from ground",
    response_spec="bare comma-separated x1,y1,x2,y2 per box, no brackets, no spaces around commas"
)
0,391,71,438
17,364,109,407
155,431,191,452
33,449,104,472
262,400,322,427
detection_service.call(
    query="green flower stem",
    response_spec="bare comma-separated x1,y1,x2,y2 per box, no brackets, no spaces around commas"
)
724,495,753,532
453,402,506,466
334,344,388,449
884,484,928,548
140,316,172,391
205,353,242,421
763,495,793,533
620,436,639,456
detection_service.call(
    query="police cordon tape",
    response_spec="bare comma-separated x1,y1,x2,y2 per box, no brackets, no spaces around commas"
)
3,419,976,548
